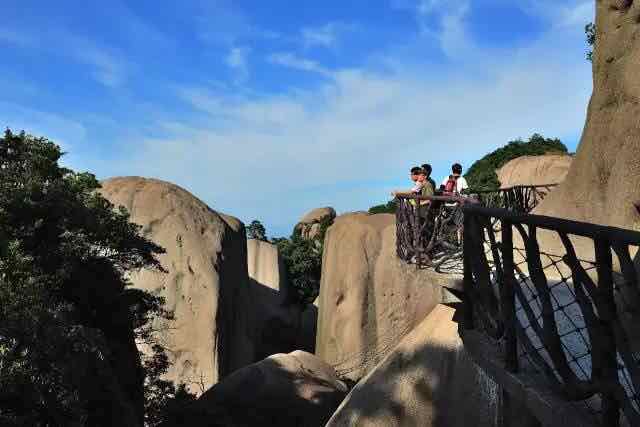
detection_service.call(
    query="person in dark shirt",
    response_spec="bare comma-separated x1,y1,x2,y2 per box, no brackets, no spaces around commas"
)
421,163,436,193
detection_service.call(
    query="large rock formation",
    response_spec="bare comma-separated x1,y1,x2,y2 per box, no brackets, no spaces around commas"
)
100,177,253,394
326,305,499,427
497,154,573,188
246,239,317,359
295,207,336,239
535,1,640,232
186,351,348,427
316,212,454,381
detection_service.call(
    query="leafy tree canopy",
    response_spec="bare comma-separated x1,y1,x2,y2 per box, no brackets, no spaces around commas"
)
0,129,191,426
586,22,596,62
464,133,568,191
368,200,397,215
247,220,267,241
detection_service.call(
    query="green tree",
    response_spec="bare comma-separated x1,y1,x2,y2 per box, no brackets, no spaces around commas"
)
464,133,568,191
273,215,333,306
0,129,188,426
247,220,267,241
586,22,596,62
368,200,397,215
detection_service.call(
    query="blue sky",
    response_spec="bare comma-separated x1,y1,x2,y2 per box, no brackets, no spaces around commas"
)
1,0,594,237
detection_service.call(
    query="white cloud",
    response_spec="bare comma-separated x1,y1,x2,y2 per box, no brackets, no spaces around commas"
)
74,45,127,88
0,102,87,150
268,52,332,76
516,1,594,29
8,1,592,235
0,25,128,88
121,13,592,233
301,22,352,48
225,46,251,81
396,0,473,59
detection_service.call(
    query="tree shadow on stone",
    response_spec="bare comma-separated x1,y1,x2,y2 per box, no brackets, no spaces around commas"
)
328,337,500,427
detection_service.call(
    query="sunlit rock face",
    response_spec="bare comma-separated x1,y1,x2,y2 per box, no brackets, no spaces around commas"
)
535,1,640,232
100,176,254,395
315,212,453,382
246,238,317,359
326,305,500,427
497,154,573,188
295,207,336,239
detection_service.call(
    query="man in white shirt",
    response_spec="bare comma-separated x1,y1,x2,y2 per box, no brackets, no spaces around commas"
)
440,163,468,247
441,163,469,195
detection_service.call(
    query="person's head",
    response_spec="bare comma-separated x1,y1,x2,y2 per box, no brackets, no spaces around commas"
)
452,163,463,176
421,164,432,177
410,166,422,182
416,169,427,183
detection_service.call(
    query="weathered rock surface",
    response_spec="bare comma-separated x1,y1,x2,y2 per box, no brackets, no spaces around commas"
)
326,305,499,427
247,239,317,359
188,351,348,427
316,212,454,381
535,1,640,233
295,207,336,239
100,177,253,394
247,238,288,294
497,154,573,188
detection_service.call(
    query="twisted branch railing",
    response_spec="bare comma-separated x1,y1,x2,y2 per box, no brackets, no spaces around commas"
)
395,185,559,270
460,205,640,426
471,184,558,214
395,194,472,270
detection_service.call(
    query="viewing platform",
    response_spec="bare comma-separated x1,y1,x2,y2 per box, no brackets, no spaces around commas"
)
395,184,640,426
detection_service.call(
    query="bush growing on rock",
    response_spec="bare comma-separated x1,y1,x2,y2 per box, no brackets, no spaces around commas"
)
0,129,191,426
368,200,397,214
247,219,268,241
465,133,568,191
270,216,332,306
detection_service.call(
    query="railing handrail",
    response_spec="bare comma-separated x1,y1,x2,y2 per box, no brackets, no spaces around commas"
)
394,194,472,203
469,183,559,194
463,204,640,246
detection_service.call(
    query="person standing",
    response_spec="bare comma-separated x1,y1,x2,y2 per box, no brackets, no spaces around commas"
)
441,163,469,195
421,163,437,193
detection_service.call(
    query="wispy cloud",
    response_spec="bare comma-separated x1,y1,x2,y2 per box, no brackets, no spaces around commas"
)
0,25,128,88
225,46,251,81
197,0,281,45
72,42,127,88
268,52,332,76
301,22,355,49
125,11,591,233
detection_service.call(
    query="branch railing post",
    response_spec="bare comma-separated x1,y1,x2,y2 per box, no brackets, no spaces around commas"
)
413,200,422,268
459,203,640,424
463,211,475,330
594,239,621,427
500,219,518,373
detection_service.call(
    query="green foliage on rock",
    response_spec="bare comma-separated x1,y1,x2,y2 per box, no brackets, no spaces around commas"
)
368,200,397,215
464,133,568,191
586,22,596,62
247,220,268,241
271,216,333,306
0,129,192,426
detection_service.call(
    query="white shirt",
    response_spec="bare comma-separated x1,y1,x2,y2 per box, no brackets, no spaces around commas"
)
441,176,469,194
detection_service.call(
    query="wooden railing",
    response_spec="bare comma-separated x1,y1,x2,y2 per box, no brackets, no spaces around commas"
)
395,194,473,269
470,184,558,214
460,204,640,426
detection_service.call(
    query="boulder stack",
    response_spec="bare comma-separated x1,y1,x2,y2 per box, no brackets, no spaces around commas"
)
100,177,253,394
